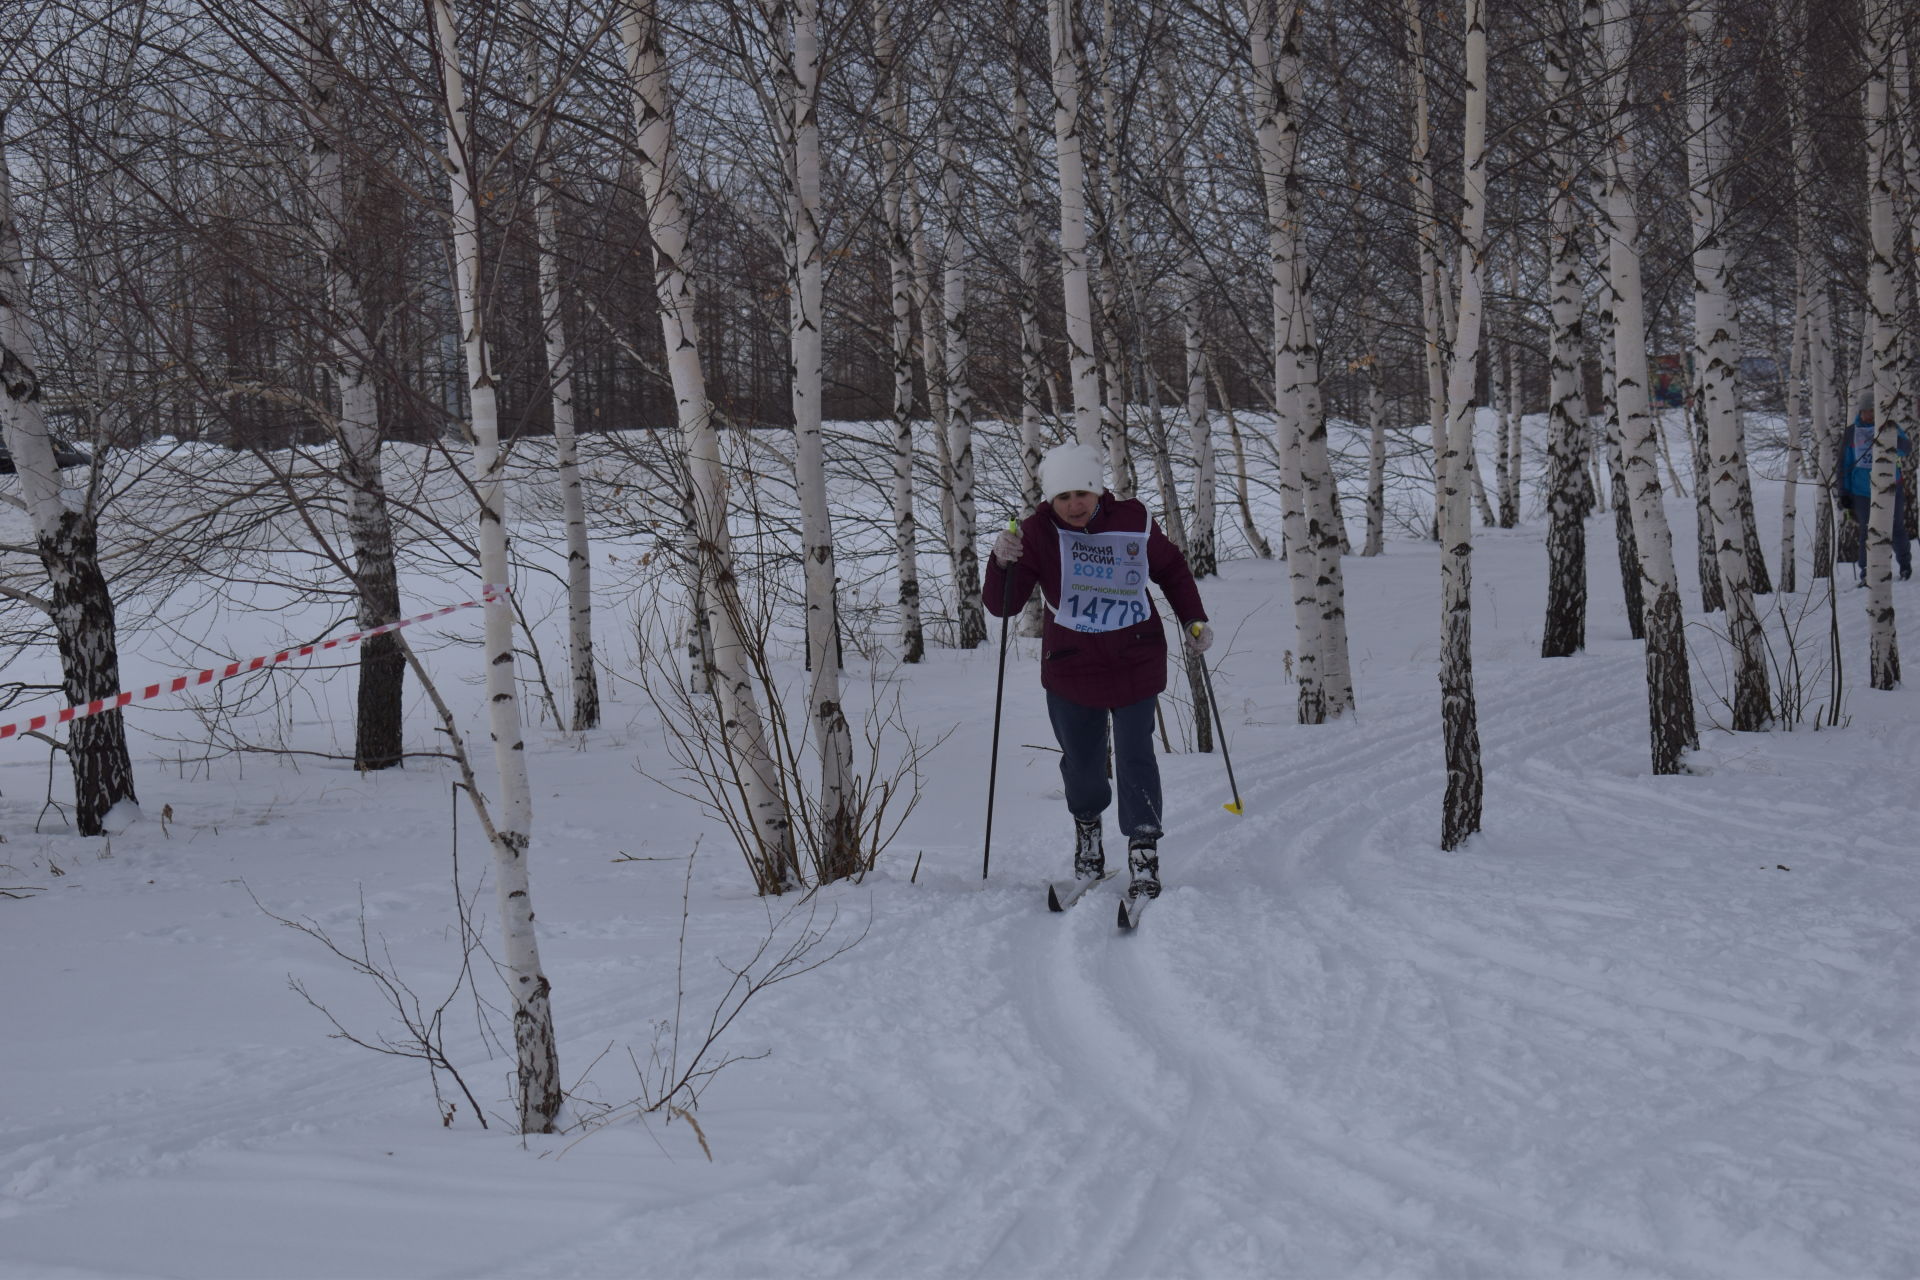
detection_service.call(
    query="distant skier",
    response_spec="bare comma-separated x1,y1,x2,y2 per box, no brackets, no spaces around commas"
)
1836,391,1912,583
982,441,1212,903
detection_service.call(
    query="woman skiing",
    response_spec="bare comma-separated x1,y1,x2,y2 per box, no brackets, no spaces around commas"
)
982,441,1213,904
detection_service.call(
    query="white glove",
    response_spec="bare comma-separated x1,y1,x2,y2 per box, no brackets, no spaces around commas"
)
1184,622,1214,655
992,529,1023,566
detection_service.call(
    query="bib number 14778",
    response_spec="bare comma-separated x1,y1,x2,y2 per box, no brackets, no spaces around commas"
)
1063,592,1147,629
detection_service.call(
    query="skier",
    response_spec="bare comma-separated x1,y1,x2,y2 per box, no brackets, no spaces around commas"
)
1836,391,1913,583
982,441,1212,904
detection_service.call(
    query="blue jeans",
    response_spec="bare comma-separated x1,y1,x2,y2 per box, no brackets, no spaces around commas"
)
1850,490,1912,577
1046,691,1162,839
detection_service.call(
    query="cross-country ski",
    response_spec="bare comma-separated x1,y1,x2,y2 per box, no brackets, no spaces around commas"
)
1046,870,1115,912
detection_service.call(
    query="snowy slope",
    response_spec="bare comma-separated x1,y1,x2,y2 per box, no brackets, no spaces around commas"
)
2,418,1917,1279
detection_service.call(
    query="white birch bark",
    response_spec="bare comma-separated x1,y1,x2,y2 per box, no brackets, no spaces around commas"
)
1506,336,1523,521
1585,197,1647,641
932,12,986,650
1012,36,1050,637
1863,0,1903,688
620,0,799,887
905,175,959,576
874,2,923,662
1592,0,1697,772
1212,357,1276,559
1689,0,1769,726
764,0,858,875
1542,14,1588,658
1781,0,1811,594
426,0,560,1134
1438,0,1487,850
1781,267,1806,596
1494,338,1516,528
1245,0,1347,721
1048,0,1101,448
1089,3,1132,501
1898,27,1920,567
0,140,139,837
298,0,405,768
1809,286,1836,578
1363,339,1386,557
1405,0,1447,538
1156,56,1217,577
519,0,597,733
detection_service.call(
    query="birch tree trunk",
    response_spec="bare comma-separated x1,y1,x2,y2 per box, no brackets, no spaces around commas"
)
1157,58,1217,578
1213,358,1276,559
1405,0,1447,539
1507,337,1524,517
1689,0,1769,727
520,0,597,732
1592,0,1697,772
299,0,405,768
1897,27,1920,551
0,145,139,837
1048,0,1101,448
1810,287,1836,578
1780,278,1805,597
1863,0,1903,689
1245,0,1344,723
765,0,858,876
906,174,959,601
1494,338,1516,528
875,3,923,662
1438,0,1487,851
1543,17,1588,657
933,13,986,650
426,0,560,1134
1363,337,1387,558
1012,30,1050,637
1089,5,1132,502
1781,9,1810,598
1691,391,1723,614
621,0,799,889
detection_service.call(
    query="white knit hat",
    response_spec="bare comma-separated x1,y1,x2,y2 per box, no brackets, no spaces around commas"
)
1037,442,1104,499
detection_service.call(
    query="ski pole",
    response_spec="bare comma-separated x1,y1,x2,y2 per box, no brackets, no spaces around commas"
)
1189,621,1243,815
983,517,1019,879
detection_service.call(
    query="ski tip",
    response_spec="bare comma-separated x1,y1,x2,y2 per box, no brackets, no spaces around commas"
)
1118,898,1132,929
1223,801,1243,815
1047,885,1065,912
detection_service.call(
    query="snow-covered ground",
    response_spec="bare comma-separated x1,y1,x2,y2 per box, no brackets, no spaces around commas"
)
3,415,1917,1278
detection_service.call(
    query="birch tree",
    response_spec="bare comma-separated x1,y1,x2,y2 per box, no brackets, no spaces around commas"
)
1011,17,1051,636
621,0,799,889
296,0,405,768
1779,0,1810,597
0,136,139,837
1156,55,1217,577
763,0,858,875
1405,0,1447,538
426,0,560,1133
1542,13,1588,658
1048,0,1101,448
1862,0,1902,689
1244,0,1351,722
1438,0,1487,851
520,0,598,732
874,1,923,661
1688,0,1768,727
932,11,987,650
1592,0,1696,773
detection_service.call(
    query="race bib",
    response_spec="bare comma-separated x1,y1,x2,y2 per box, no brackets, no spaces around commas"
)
1056,526,1152,634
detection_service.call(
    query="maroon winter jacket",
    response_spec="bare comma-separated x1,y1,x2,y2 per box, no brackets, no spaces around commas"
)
981,493,1208,710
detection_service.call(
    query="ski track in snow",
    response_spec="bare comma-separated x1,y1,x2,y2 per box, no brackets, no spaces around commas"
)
4,426,1919,1279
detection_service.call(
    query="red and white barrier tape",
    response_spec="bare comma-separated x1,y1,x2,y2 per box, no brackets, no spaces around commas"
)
0,585,508,742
